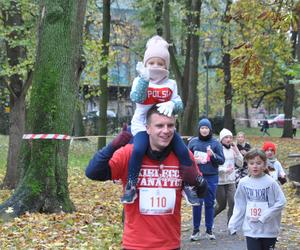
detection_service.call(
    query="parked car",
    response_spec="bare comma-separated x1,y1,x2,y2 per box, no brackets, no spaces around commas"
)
268,114,297,128
258,114,277,127
82,110,116,121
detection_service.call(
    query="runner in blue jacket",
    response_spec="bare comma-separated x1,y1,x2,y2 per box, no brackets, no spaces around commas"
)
188,118,225,240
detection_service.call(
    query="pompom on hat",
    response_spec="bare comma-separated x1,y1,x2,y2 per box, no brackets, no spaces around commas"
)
143,36,170,69
262,141,276,153
219,128,233,142
198,118,212,130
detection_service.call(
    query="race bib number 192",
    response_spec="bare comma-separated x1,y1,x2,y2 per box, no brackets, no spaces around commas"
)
246,201,268,220
139,188,176,215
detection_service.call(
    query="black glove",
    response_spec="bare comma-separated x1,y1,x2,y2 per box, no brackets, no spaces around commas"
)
111,124,132,150
278,176,287,185
194,175,208,198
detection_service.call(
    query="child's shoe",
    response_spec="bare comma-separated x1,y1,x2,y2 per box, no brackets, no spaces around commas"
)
190,229,201,241
121,181,137,204
182,185,200,206
205,230,216,240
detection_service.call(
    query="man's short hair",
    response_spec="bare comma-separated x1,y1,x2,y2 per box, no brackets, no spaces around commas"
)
146,105,174,124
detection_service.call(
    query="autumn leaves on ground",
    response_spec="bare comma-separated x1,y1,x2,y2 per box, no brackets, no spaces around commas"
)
0,135,300,249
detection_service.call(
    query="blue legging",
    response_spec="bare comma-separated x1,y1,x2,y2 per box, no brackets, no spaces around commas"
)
192,174,218,232
127,131,192,184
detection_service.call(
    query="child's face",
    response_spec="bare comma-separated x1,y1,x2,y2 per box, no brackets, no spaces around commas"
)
222,135,232,146
146,57,166,69
237,134,245,144
265,148,275,159
247,155,266,177
199,126,210,136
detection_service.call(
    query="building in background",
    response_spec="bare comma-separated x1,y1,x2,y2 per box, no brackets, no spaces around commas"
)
83,0,138,120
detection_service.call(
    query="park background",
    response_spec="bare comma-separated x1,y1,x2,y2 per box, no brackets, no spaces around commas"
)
1,0,300,249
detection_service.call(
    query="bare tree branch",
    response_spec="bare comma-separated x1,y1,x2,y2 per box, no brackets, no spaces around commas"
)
253,85,285,108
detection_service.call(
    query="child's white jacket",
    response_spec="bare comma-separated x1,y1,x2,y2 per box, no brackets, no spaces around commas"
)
130,77,182,136
228,174,286,238
218,146,243,185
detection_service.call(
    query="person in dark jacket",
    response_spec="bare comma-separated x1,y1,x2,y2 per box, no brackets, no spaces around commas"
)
188,118,225,241
261,119,270,136
235,131,251,185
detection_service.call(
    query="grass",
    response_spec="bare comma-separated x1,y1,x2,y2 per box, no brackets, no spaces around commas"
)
68,139,99,170
0,135,8,170
0,136,103,173
235,126,299,138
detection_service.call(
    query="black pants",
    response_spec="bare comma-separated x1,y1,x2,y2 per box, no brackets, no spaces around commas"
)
246,237,277,250
262,128,270,136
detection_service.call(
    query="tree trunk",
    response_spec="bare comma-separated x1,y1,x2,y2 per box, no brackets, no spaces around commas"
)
1,1,27,189
0,0,87,219
223,52,234,132
2,94,25,189
181,1,192,109
181,0,201,136
163,0,183,95
282,6,299,138
221,0,234,133
154,0,163,36
296,5,300,61
180,0,192,108
0,79,9,135
282,82,294,138
73,107,85,137
163,0,201,135
244,97,251,128
98,0,111,150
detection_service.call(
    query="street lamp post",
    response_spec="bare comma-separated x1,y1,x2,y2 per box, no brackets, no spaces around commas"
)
203,38,212,118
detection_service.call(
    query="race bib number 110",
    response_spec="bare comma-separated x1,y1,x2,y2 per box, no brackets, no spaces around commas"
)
139,188,176,215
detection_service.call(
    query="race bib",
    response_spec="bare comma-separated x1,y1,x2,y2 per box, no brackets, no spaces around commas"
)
194,151,209,164
139,188,176,215
246,201,268,220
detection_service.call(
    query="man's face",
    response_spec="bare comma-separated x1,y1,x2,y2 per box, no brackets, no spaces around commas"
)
146,113,176,151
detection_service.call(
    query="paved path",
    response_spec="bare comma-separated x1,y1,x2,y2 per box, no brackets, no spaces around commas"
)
181,210,246,250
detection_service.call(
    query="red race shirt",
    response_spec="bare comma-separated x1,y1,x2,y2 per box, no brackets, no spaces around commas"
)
109,144,185,250
142,87,173,105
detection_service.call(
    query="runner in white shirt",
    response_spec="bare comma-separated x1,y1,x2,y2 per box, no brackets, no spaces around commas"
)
228,149,286,250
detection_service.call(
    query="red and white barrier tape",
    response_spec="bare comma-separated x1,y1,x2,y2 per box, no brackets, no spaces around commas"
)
21,134,193,140
23,134,71,140
22,134,117,140
235,117,298,122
